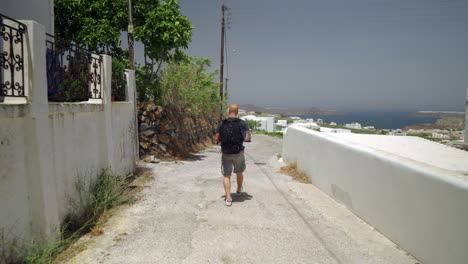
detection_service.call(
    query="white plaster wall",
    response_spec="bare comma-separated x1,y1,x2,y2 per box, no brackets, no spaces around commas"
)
111,102,137,175
47,105,109,220
0,21,136,246
0,102,136,242
0,117,32,242
283,126,468,264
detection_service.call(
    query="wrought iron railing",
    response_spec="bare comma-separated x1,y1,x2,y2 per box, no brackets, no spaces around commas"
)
46,34,103,102
0,14,26,97
111,68,126,101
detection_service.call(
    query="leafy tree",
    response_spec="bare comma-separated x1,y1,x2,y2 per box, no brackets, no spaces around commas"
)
134,0,193,100
53,0,219,110
54,0,192,65
135,0,192,71
54,0,127,58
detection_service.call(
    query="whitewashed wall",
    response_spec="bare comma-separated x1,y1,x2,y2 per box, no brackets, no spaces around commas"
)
283,126,468,264
0,21,136,245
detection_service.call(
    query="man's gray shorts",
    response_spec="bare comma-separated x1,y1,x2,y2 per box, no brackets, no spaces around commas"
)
221,151,246,176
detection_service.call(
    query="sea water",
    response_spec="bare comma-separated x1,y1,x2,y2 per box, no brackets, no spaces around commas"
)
294,111,438,129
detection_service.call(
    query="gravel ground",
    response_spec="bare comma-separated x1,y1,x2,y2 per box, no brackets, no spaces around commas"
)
66,135,420,264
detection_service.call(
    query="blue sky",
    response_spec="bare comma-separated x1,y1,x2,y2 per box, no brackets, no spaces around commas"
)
174,0,468,111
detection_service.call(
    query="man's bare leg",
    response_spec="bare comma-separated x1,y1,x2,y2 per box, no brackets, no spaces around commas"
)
236,172,243,192
224,176,232,200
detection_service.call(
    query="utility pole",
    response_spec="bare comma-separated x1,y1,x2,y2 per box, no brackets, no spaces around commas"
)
128,0,139,160
219,4,226,120
128,0,135,70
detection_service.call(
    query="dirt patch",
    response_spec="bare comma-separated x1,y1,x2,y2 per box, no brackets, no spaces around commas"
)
133,167,155,183
54,239,96,263
280,162,312,184
112,233,128,244
128,185,150,195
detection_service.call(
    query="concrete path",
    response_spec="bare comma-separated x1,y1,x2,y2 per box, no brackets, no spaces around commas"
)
67,135,420,264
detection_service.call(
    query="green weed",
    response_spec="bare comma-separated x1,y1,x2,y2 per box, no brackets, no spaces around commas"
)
252,130,284,139
15,169,133,264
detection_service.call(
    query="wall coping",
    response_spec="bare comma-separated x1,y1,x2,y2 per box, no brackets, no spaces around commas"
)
287,125,468,184
48,103,104,114
0,104,31,118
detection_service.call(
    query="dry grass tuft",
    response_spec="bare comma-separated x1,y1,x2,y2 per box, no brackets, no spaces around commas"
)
53,240,95,263
95,209,113,227
280,162,312,184
89,226,104,237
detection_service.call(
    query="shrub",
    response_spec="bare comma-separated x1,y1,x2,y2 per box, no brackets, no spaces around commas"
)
245,119,261,130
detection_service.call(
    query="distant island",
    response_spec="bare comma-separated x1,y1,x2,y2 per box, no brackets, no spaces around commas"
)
239,104,340,116
411,111,465,118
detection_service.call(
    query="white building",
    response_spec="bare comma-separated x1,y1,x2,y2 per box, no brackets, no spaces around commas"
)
293,119,307,123
345,122,362,129
363,126,376,130
320,127,351,133
317,119,324,125
241,115,277,132
291,123,320,129
330,122,337,126
276,120,288,127
431,133,450,139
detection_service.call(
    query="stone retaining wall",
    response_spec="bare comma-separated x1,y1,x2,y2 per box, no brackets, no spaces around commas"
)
138,102,218,159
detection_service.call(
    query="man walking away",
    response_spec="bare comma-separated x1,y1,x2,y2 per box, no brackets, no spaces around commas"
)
215,104,251,206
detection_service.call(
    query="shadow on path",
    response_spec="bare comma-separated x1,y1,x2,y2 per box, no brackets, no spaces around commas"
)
183,153,207,161
220,192,254,203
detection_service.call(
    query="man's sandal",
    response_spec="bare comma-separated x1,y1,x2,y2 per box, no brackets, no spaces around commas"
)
225,198,232,206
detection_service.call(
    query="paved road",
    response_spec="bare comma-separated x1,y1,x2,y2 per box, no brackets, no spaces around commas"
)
68,135,420,264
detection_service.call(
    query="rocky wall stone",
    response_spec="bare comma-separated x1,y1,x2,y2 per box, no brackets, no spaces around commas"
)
138,102,218,159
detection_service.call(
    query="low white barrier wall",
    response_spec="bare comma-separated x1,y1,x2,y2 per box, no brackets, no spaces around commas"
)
283,126,468,264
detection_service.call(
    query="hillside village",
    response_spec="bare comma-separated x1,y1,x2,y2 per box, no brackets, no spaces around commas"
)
239,109,467,150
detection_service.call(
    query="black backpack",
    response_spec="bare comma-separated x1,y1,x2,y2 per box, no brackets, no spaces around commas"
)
220,118,245,154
